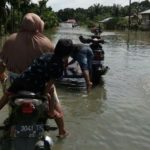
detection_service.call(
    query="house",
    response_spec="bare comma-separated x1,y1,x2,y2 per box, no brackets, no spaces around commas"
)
65,19,79,27
140,9,150,29
65,19,77,24
124,14,142,30
99,17,114,30
99,17,113,29
99,17,113,23
125,14,142,25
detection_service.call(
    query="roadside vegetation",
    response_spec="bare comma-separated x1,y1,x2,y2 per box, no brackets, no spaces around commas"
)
0,0,58,36
56,0,150,30
0,0,150,36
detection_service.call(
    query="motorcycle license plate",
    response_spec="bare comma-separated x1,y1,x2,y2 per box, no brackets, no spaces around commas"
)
15,124,44,137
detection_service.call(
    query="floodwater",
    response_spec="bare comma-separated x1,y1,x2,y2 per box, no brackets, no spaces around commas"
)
1,23,150,150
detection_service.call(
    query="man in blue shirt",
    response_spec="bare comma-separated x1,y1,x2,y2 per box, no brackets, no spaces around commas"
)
66,44,94,92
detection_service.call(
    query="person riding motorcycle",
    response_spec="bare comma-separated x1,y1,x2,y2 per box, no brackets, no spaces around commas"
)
79,35,105,61
0,39,73,138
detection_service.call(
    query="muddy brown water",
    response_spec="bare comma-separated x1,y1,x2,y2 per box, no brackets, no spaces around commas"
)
0,23,150,150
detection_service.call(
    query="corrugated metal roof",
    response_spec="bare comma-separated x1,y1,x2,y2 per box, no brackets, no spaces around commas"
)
66,19,76,23
99,17,113,23
140,9,150,14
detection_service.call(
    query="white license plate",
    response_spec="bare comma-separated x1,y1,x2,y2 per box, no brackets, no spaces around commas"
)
15,124,44,137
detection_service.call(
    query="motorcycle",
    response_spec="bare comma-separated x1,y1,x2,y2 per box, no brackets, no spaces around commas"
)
79,35,109,84
56,35,109,88
0,91,56,150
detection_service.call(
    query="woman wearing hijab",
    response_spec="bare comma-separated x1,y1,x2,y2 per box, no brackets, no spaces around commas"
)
0,13,54,81
0,13,68,138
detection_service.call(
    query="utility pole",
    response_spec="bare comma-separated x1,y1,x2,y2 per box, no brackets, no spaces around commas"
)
128,0,131,30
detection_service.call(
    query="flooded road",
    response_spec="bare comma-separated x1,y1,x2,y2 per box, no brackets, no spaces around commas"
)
1,23,150,150
51,24,150,150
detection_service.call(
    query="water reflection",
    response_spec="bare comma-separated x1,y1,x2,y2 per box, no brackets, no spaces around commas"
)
86,79,107,114
57,77,107,116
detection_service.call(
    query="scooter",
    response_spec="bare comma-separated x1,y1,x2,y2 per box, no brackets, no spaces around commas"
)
79,35,109,84
0,91,56,150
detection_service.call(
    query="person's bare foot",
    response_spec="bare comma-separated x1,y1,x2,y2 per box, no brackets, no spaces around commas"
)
56,131,69,139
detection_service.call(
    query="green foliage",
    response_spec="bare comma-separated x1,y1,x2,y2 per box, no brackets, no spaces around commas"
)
41,9,59,29
116,18,128,30
56,0,150,31
1,0,150,34
0,0,58,35
57,8,76,22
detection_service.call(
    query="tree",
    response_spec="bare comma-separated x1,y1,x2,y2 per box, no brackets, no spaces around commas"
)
0,0,59,35
0,0,9,34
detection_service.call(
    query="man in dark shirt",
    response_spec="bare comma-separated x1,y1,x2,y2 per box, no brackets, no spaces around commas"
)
8,53,63,94
0,38,73,138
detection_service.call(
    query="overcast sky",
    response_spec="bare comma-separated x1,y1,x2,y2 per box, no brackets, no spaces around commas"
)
32,0,141,11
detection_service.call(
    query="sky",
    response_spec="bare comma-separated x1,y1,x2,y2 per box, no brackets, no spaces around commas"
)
32,0,142,11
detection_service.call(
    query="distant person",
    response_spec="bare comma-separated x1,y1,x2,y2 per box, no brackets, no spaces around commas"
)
0,39,74,138
91,25,102,36
79,35,105,51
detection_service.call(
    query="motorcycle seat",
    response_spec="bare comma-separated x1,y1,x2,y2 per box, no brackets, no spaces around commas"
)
10,91,47,102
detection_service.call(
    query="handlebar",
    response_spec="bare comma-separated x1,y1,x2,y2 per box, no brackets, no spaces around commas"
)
79,35,105,44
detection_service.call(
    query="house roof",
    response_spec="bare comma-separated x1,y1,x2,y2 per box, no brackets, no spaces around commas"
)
125,14,142,19
65,19,76,24
140,9,150,14
99,17,113,23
